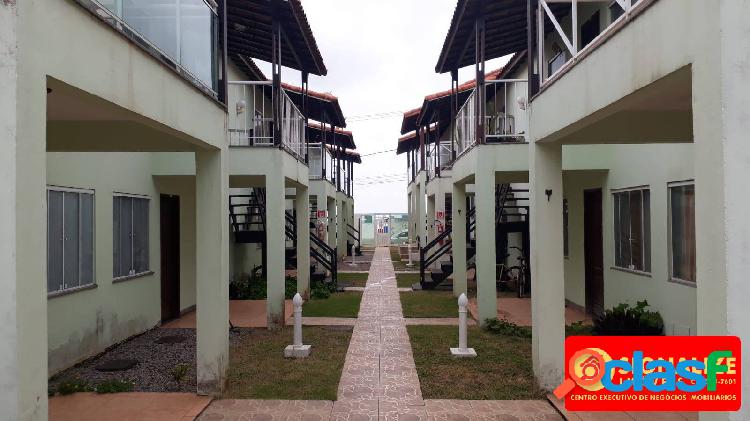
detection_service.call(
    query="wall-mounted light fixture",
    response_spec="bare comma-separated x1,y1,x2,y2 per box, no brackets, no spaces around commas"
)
545,189,553,202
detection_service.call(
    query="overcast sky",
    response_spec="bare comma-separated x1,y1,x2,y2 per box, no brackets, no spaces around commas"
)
261,1,509,214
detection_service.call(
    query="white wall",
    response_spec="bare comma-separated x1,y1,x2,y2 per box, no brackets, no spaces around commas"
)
562,144,697,334
46,152,197,375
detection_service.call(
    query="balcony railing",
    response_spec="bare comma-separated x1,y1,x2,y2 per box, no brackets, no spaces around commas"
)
538,0,646,86
453,79,528,157
426,141,454,181
228,81,306,162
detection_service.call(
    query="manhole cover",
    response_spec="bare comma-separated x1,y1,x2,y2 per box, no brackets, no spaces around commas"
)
155,335,187,344
95,359,139,372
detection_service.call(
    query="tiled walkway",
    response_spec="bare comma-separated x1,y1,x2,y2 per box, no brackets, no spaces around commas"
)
330,247,426,420
198,247,561,420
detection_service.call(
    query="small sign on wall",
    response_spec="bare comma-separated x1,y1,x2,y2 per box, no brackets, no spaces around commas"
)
436,211,444,219
317,210,327,218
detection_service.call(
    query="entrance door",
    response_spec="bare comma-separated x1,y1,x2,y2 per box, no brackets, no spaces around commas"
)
584,189,605,316
160,195,181,322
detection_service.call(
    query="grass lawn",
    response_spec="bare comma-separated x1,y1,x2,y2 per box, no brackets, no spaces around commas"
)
400,291,457,318
395,272,419,289
337,272,369,287
224,327,351,400
303,292,362,318
390,246,402,262
407,325,545,400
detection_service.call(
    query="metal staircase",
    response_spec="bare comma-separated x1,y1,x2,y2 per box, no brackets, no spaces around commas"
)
229,190,338,286
418,184,530,289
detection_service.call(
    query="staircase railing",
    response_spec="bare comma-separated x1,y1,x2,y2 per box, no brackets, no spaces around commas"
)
346,223,360,245
419,228,453,283
286,210,338,285
310,234,338,285
418,184,532,283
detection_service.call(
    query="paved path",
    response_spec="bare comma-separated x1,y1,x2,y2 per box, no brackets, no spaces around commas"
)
197,247,562,420
331,247,425,420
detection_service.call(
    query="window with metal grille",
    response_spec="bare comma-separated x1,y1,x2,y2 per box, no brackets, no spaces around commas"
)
47,187,95,294
613,188,651,273
113,194,150,278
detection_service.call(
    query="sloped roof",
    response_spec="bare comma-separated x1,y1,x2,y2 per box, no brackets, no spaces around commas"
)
307,122,356,149
227,0,327,76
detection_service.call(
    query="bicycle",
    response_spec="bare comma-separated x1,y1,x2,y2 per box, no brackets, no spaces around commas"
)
505,246,529,298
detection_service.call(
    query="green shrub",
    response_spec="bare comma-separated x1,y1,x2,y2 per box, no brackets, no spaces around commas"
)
230,269,298,300
483,318,532,338
54,378,92,396
171,363,190,382
593,300,664,336
311,285,331,300
566,321,593,337
95,379,135,394
285,276,297,299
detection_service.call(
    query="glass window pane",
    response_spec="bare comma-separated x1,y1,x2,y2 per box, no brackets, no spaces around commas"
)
133,198,150,274
643,189,651,272
63,193,80,288
180,0,216,88
48,191,64,292
118,197,133,276
80,193,95,286
122,0,179,61
629,190,643,271
618,192,631,268
671,185,695,282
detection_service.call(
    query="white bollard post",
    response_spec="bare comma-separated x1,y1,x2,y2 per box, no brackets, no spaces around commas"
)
451,293,477,358
351,243,357,265
285,293,311,358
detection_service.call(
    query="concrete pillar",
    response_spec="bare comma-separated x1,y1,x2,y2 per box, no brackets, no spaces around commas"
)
327,197,336,250
295,186,310,298
452,182,467,297
265,172,286,329
474,168,497,324
3,3,48,417
414,177,425,247
529,142,565,391
336,195,346,259
195,149,230,395
693,4,750,420
407,190,414,242
427,194,436,243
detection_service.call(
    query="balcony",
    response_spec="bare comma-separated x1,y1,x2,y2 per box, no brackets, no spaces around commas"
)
92,0,219,94
228,81,306,162
537,0,651,89
454,79,528,158
308,143,335,182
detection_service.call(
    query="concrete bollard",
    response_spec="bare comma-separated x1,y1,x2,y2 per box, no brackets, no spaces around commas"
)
450,293,477,358
351,243,357,265
406,242,414,267
284,293,311,358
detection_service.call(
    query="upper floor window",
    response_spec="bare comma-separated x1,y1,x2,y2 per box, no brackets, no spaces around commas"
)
98,0,219,90
113,194,150,278
669,182,696,284
47,187,95,294
609,1,625,23
613,187,651,273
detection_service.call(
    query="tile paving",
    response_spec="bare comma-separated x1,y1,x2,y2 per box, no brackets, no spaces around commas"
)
197,247,562,421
